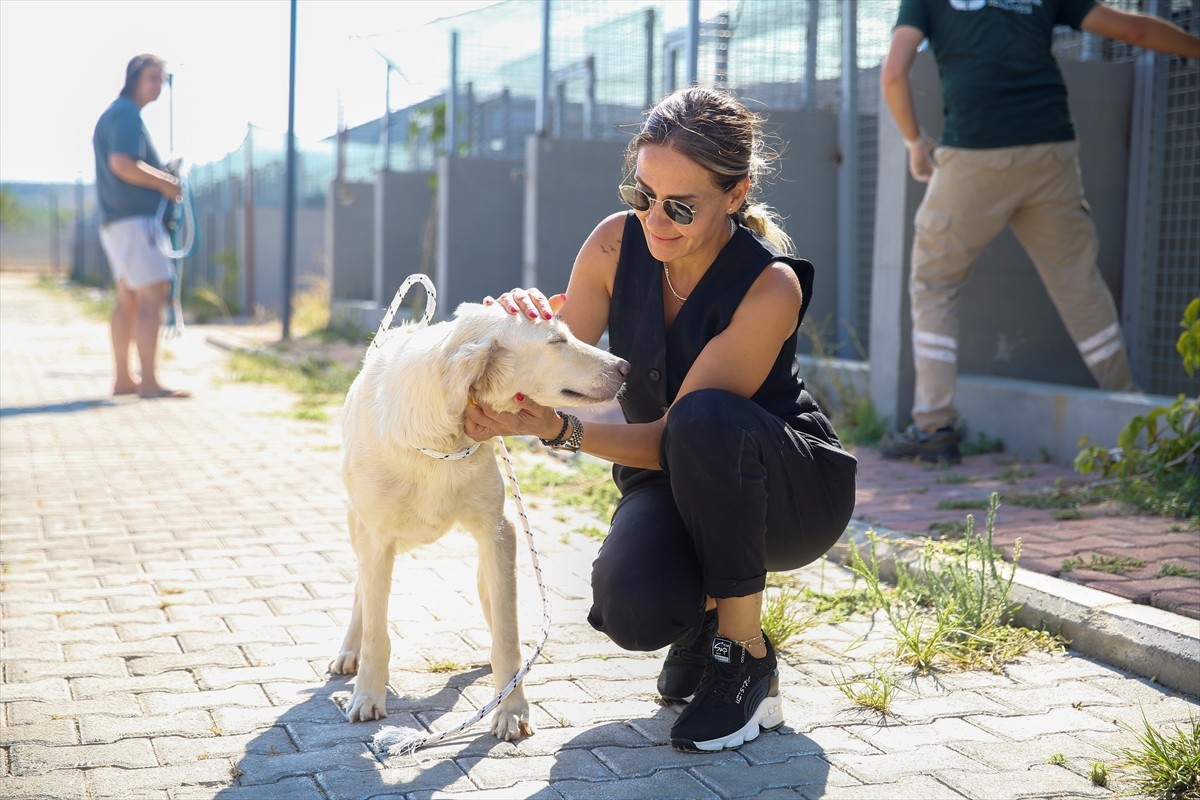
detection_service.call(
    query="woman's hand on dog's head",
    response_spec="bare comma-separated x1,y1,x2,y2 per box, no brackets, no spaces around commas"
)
464,393,560,442
483,288,566,321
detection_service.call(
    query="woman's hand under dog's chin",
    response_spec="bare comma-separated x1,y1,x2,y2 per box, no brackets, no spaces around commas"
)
464,394,560,442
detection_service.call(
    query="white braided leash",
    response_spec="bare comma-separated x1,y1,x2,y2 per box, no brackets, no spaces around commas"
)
368,273,437,356
371,275,552,758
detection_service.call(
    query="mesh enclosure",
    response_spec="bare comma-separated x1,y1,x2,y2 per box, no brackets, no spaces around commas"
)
78,0,1197,390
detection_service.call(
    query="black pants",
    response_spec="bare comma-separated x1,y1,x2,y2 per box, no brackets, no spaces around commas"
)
587,389,858,652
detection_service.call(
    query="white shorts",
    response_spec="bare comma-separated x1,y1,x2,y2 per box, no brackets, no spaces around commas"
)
99,215,174,291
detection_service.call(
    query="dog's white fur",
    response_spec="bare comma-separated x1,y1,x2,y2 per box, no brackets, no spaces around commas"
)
330,302,627,739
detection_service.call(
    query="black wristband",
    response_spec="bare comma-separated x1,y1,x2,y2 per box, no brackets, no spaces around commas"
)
539,413,570,448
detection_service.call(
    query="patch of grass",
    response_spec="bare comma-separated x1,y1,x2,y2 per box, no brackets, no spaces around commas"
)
996,465,1036,484
803,587,880,622
1158,563,1200,580
226,349,358,419
760,588,813,648
1089,761,1110,787
832,391,888,447
959,431,1004,456
834,667,900,715
936,498,990,511
936,472,977,485
426,658,461,673
1060,554,1146,575
1048,753,1067,766
929,519,967,538
516,459,620,522
848,494,1065,673
1052,508,1086,521
36,274,113,320
575,524,607,541
1116,715,1200,800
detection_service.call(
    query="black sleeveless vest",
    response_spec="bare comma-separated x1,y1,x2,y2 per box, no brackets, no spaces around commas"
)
608,212,829,489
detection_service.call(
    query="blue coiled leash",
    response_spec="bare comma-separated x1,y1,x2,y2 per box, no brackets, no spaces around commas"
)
155,162,200,338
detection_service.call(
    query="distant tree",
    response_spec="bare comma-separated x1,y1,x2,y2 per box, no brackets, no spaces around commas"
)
0,188,33,229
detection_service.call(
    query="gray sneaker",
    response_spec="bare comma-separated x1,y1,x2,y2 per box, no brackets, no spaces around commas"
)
879,424,961,464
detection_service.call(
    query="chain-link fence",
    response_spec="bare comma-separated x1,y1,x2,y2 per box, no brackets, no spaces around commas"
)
59,0,1198,395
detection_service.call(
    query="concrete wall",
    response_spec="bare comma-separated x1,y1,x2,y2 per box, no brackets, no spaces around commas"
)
759,110,840,354
870,53,1136,433
436,156,525,316
326,180,373,302
520,114,840,349
523,137,626,293
375,170,435,304
254,207,325,315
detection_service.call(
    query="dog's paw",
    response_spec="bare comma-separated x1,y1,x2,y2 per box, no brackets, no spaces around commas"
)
346,690,388,722
329,651,359,675
490,709,534,741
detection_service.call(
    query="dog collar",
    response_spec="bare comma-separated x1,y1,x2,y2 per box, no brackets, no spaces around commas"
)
414,443,482,461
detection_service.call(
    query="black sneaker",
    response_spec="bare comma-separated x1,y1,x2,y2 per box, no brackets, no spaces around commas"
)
657,608,718,702
879,424,961,464
669,633,784,752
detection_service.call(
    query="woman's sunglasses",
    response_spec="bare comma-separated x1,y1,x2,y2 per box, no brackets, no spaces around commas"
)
618,184,697,226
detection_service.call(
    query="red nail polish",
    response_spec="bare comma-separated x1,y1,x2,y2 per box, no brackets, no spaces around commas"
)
542,310,552,319
515,393,525,402
528,310,538,319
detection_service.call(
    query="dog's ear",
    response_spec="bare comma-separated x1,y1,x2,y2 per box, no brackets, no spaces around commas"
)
443,338,514,409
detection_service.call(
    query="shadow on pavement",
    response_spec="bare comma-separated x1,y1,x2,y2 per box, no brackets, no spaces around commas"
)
0,397,118,417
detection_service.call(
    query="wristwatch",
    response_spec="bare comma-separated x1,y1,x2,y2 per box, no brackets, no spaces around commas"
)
559,415,583,453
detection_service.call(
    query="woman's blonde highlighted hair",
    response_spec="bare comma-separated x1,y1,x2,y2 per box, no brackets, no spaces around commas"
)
624,86,793,255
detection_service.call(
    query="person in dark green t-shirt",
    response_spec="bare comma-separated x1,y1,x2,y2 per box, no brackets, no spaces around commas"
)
878,0,1199,464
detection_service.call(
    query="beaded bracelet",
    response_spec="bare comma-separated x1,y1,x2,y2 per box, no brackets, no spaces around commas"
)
539,413,571,448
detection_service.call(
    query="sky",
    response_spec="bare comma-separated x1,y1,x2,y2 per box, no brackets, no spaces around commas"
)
0,0,501,184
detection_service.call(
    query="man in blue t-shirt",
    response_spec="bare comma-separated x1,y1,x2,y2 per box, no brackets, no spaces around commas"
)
92,53,189,399
879,0,1199,463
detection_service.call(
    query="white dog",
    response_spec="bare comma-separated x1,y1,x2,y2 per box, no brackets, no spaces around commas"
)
330,301,628,740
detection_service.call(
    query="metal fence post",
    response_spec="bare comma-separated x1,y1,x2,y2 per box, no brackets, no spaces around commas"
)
686,0,699,86
448,31,459,157
537,0,551,137
836,0,859,357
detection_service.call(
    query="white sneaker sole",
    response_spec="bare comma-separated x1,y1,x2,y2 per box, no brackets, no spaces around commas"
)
684,694,784,752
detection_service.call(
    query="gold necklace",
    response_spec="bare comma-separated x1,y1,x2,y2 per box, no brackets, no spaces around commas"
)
662,219,737,306
663,263,688,304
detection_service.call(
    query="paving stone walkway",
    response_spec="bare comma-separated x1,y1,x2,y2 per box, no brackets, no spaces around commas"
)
1,272,1197,800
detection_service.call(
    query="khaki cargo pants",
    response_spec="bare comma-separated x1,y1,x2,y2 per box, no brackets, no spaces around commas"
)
909,140,1134,432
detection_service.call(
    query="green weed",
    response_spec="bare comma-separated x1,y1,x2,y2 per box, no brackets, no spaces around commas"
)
760,588,813,648
834,667,900,715
1089,761,1110,787
1158,563,1200,580
1060,554,1146,575
1116,715,1200,800
936,472,977,485
803,587,880,622
848,494,1064,673
937,498,990,511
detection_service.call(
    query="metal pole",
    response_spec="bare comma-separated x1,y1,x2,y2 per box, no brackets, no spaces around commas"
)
804,0,819,110
536,0,551,137
447,31,459,157
836,0,858,357
281,0,297,340
686,0,699,86
49,192,60,277
381,66,391,171
644,8,655,108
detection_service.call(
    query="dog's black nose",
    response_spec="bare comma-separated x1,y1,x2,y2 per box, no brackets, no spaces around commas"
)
616,359,631,377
